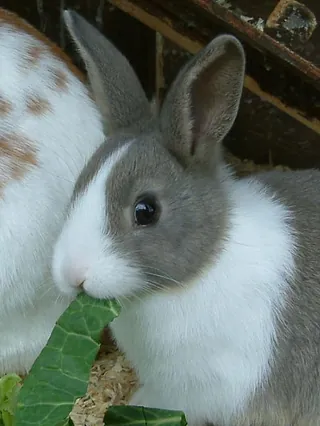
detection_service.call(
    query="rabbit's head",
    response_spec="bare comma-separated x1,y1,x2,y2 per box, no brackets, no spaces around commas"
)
52,11,245,300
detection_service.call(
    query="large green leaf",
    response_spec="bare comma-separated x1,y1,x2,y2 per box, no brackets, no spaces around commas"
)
104,406,188,426
15,294,121,426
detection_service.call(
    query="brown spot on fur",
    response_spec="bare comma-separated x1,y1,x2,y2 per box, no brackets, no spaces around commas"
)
26,94,52,115
51,68,68,91
0,133,38,195
0,8,85,83
0,95,12,116
26,45,45,66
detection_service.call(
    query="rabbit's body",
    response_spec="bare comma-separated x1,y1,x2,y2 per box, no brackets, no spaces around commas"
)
53,11,320,426
110,168,320,426
110,174,294,425
0,8,104,374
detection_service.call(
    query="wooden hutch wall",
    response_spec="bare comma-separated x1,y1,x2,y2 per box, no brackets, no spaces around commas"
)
2,0,320,169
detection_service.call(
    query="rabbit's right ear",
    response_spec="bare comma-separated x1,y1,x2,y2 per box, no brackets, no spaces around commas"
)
63,10,152,134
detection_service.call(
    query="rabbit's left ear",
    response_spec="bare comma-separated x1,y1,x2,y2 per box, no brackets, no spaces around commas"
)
160,35,245,169
63,10,153,134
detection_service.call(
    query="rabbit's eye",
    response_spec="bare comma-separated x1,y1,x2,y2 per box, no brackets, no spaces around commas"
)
134,195,160,226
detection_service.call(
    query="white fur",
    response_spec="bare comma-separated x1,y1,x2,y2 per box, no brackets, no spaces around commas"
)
0,14,105,374
53,170,296,425
52,142,143,300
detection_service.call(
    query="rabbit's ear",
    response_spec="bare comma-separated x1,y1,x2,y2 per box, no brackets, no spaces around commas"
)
160,35,245,169
63,10,152,133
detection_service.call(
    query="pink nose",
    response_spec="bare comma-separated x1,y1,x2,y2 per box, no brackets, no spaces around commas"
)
64,264,87,289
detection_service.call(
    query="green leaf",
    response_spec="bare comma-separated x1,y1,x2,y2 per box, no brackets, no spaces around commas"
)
55,418,75,426
104,406,188,426
0,374,21,426
15,294,121,426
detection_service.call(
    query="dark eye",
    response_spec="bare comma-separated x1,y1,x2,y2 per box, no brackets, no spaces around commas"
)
134,195,160,226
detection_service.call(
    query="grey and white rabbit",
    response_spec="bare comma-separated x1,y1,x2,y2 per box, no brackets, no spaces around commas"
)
53,10,320,426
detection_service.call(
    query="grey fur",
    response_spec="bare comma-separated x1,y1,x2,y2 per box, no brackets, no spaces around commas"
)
240,169,320,426
64,10,320,426
63,10,153,135
106,135,230,289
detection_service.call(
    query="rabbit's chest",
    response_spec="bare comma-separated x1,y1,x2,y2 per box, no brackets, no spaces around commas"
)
110,288,274,390
110,291,280,425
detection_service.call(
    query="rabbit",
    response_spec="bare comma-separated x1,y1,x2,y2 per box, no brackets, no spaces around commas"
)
52,9,320,426
0,8,105,376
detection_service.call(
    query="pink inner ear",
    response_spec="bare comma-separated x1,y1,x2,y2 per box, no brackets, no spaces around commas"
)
188,67,215,156
189,45,244,153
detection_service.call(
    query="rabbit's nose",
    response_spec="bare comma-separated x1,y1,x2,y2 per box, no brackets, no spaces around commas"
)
64,264,88,291
77,280,85,290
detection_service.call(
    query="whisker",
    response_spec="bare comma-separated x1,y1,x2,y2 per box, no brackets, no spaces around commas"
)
144,271,183,287
115,297,124,309
145,280,178,294
36,284,55,301
40,169,75,185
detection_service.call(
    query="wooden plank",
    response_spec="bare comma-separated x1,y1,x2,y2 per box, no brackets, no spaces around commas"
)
209,0,320,67
190,0,320,85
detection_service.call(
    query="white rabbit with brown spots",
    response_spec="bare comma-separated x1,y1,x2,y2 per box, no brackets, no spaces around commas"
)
53,10,320,426
0,8,105,375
